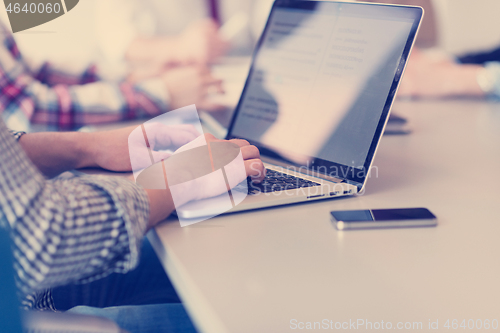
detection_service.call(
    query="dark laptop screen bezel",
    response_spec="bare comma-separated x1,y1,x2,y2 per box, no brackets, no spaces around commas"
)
226,0,423,189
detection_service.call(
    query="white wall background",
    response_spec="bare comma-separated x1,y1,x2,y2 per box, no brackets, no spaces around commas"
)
1,0,500,76
433,0,500,55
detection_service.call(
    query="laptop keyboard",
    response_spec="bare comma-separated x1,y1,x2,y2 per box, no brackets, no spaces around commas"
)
233,169,321,194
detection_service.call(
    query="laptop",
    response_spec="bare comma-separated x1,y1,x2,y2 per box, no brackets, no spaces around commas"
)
176,0,423,220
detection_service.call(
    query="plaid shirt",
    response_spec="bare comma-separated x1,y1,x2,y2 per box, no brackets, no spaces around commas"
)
0,22,168,132
0,119,150,310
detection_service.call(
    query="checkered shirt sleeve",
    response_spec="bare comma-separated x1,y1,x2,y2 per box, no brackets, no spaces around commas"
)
0,118,150,310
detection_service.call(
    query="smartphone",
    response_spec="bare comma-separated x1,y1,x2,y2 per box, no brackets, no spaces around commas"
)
330,208,437,230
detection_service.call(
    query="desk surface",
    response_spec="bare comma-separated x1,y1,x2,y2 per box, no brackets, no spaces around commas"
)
149,100,500,333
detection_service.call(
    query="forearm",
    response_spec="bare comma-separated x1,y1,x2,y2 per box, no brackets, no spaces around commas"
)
18,131,95,178
19,131,178,227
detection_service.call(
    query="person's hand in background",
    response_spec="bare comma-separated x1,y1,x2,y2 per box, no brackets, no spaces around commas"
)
160,65,226,111
128,64,225,112
126,19,229,68
173,18,230,65
398,49,485,99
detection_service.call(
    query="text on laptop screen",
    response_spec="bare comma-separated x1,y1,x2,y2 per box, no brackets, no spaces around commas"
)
230,2,418,171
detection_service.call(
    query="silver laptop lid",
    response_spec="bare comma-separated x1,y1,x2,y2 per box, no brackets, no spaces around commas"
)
227,0,423,190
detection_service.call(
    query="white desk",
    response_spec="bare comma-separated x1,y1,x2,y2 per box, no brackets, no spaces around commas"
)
149,100,500,333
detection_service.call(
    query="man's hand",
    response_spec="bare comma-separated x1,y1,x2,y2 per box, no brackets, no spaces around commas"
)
208,134,266,183
141,133,265,229
19,126,265,229
18,124,200,178
171,133,265,181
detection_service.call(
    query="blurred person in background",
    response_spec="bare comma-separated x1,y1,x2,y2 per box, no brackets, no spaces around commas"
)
0,19,224,133
362,0,500,99
398,48,500,99
8,0,263,79
0,1,232,133
93,0,261,81
0,0,268,117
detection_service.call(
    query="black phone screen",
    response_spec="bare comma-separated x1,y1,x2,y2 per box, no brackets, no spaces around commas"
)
331,208,436,222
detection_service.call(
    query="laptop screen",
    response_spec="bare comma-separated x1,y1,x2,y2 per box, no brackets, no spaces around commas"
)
227,0,422,187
